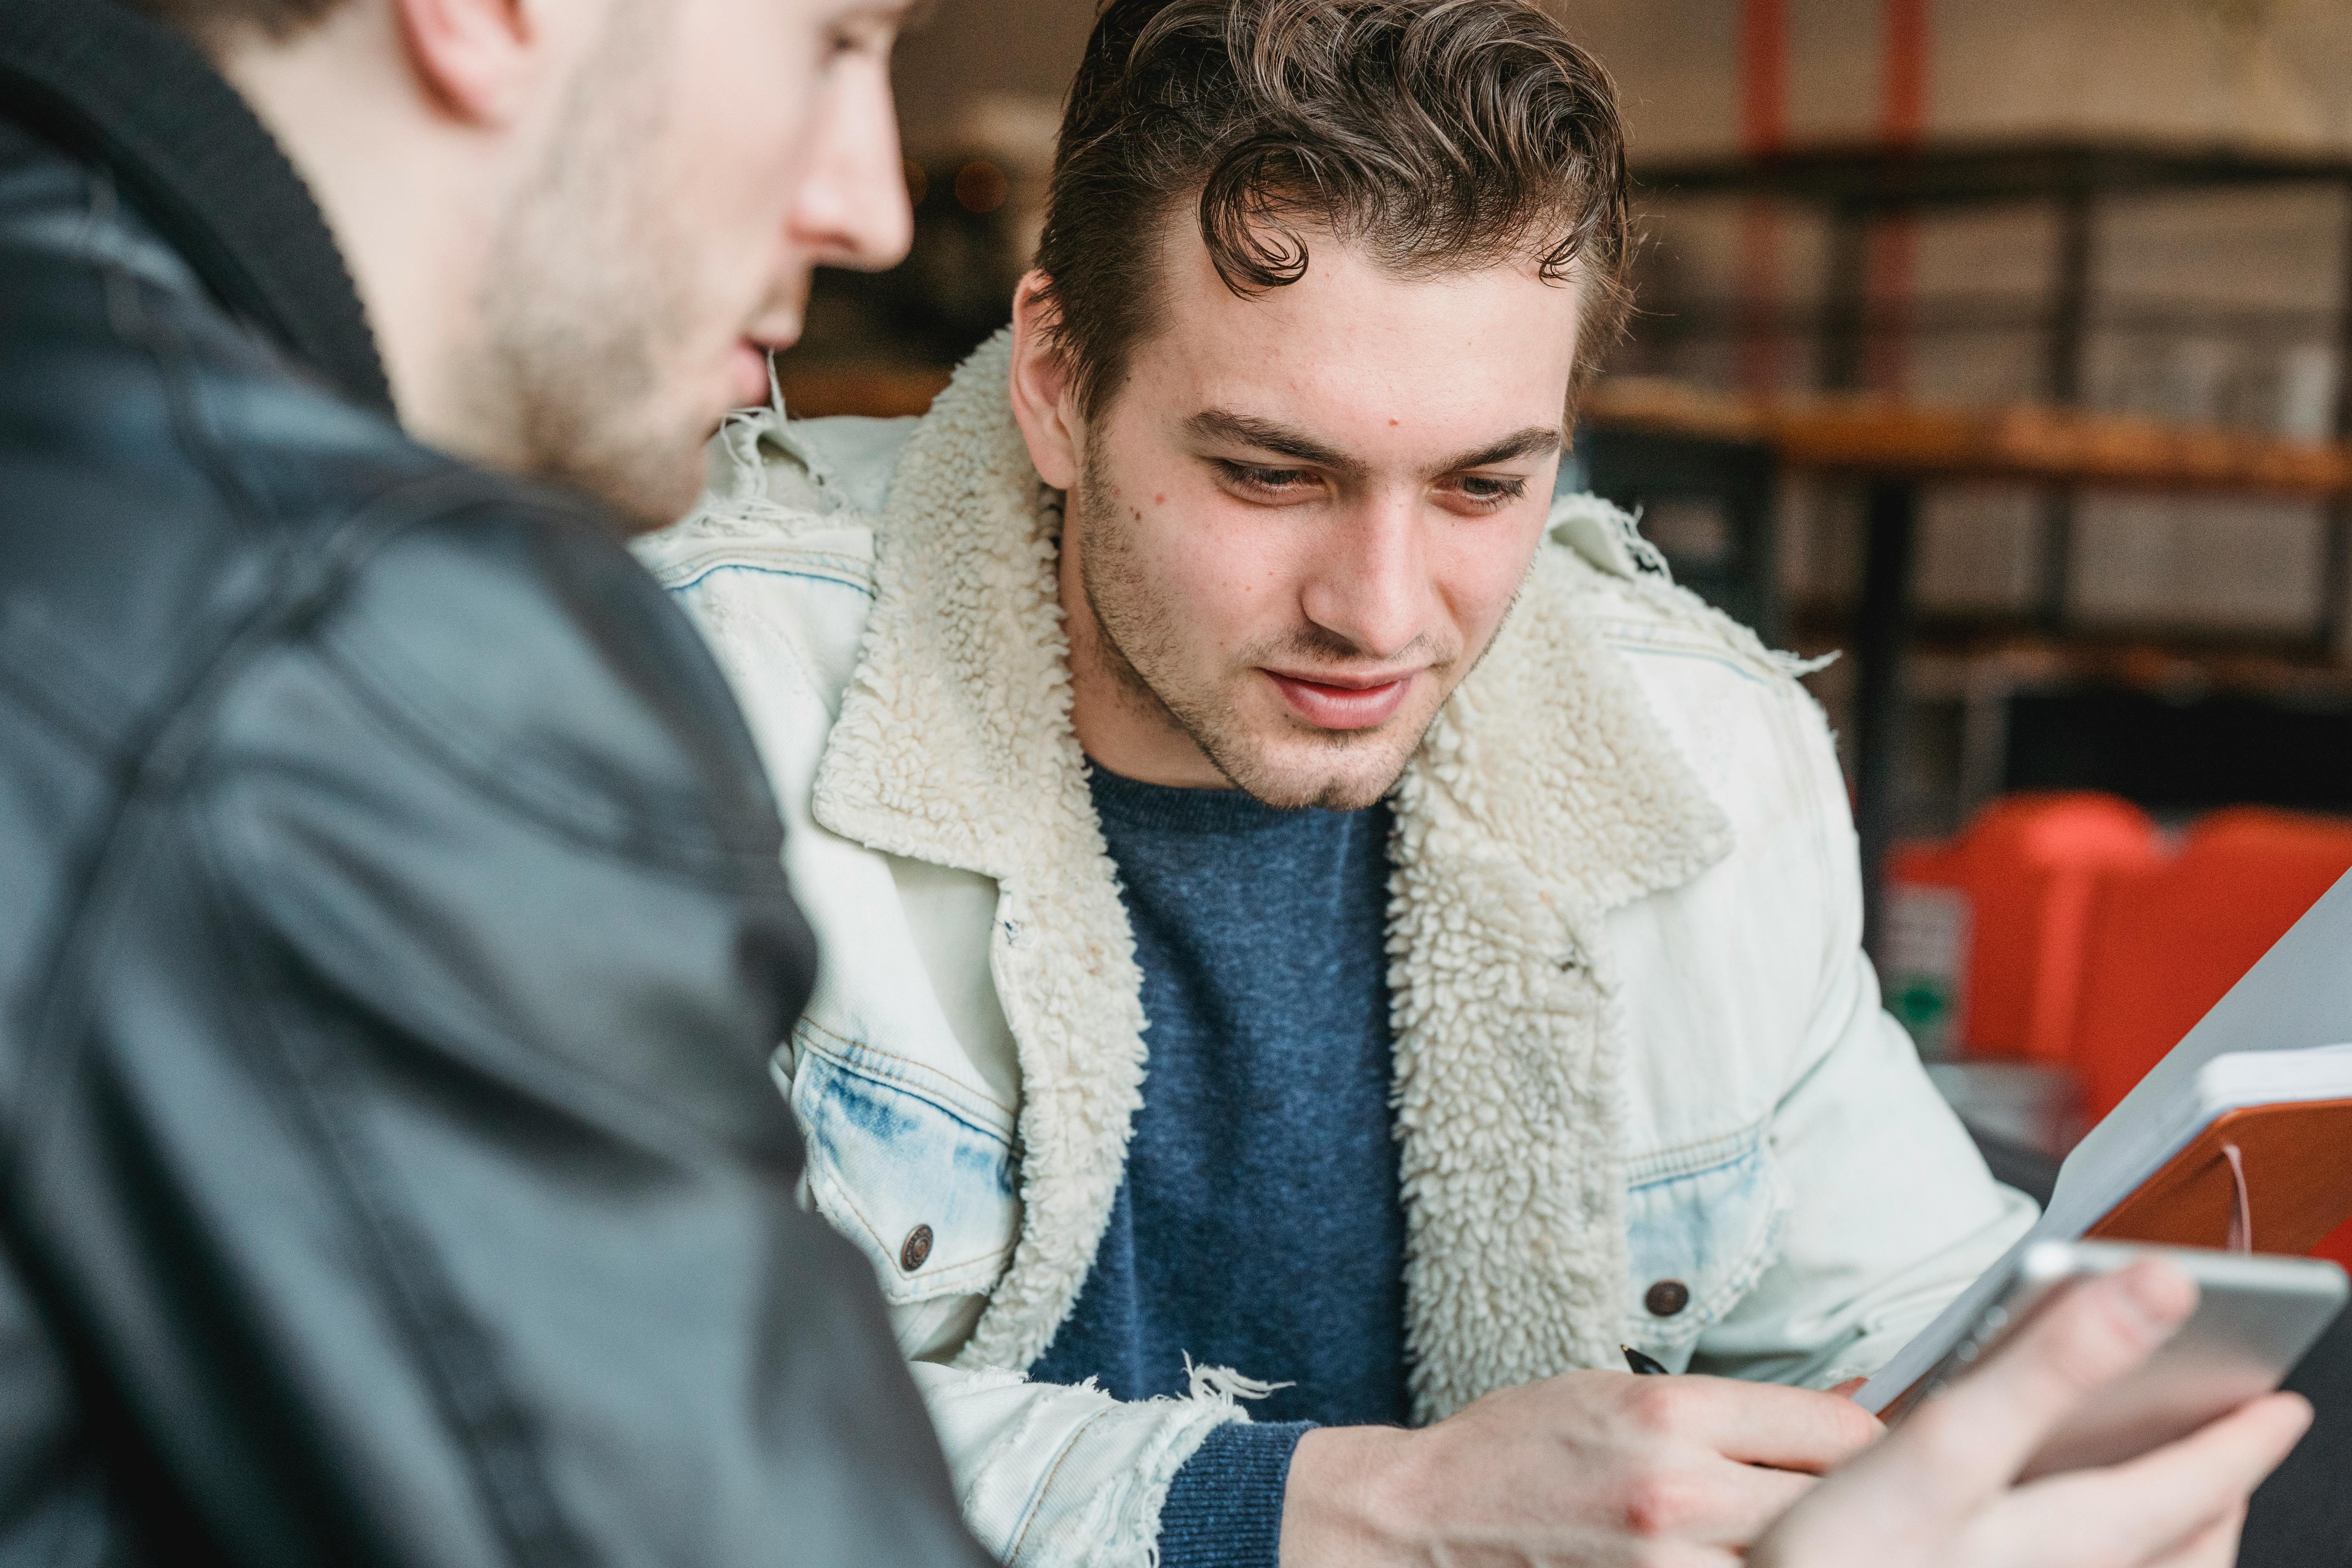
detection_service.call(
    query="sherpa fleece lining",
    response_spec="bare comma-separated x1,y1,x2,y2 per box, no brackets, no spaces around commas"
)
801,332,1769,1423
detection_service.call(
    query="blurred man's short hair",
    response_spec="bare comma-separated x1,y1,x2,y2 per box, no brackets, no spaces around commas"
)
121,0,344,48
1033,0,1632,420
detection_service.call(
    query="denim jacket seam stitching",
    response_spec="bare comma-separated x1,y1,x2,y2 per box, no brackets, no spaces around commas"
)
1004,1409,1114,1568
1623,1121,1766,1187
793,1016,1018,1128
804,1162,1009,1288
658,555,877,597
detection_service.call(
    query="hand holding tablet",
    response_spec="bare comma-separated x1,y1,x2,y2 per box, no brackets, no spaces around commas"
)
1753,1259,2314,1568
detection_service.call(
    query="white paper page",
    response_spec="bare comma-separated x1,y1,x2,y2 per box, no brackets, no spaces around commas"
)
2202,1041,2352,1108
1858,867,2352,1413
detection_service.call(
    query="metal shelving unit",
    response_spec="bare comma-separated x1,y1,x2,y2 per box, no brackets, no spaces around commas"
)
1621,138,2352,954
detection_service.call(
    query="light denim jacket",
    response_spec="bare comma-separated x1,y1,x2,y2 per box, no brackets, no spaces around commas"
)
636,338,2036,1568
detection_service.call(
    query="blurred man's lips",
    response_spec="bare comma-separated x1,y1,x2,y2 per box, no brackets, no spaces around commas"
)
730,341,772,408
1265,670,1416,731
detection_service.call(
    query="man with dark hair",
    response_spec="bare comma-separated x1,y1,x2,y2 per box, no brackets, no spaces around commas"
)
0,0,994,1562
641,0,2052,1563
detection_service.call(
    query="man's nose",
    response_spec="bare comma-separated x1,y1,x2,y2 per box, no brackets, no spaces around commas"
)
1299,496,1429,662
791,61,916,274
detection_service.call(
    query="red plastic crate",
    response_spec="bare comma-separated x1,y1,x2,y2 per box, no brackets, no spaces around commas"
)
2072,809,2352,1124
1887,792,2159,1062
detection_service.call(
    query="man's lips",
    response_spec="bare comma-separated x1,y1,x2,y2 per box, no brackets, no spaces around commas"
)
729,343,773,409
1265,670,1417,731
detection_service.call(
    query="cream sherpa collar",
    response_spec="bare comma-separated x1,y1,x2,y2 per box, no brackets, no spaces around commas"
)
814,333,1733,1418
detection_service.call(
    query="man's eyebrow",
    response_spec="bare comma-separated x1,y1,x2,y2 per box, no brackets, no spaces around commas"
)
1434,426,1565,475
1186,410,1565,483
1184,410,1367,479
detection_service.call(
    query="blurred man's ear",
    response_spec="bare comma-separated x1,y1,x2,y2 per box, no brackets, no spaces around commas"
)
1008,270,1084,492
391,0,544,123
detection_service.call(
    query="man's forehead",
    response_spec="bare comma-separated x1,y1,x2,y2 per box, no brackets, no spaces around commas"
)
1134,219,1582,438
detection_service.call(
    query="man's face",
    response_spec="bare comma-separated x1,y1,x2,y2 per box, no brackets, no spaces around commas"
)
1059,230,1583,811
472,0,913,527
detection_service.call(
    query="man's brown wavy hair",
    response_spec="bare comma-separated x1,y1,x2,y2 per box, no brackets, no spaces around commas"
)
1033,0,1631,421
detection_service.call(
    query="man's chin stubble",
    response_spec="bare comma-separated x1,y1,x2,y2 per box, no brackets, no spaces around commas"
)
1220,717,1424,811
1107,639,1419,809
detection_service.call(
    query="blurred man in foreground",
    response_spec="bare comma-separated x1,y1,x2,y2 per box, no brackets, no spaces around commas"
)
0,0,2318,1565
0,0,993,1560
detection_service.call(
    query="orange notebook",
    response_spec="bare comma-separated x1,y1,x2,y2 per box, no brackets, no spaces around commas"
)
2088,1099,2352,1256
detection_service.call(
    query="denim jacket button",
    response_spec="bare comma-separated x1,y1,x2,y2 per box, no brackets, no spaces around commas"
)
1644,1278,1691,1317
900,1224,935,1272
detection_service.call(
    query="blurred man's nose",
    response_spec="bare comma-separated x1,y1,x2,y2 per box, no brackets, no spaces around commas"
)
1299,495,1430,662
791,58,915,273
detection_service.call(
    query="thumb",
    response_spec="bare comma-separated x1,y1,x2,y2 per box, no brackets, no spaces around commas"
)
1886,1260,2197,1502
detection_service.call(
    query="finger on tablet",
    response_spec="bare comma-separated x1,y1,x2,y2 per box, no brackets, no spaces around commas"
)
1891,1260,2197,1499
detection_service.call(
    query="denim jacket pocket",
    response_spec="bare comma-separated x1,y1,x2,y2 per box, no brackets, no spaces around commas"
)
1622,1125,1789,1356
787,1018,1022,1307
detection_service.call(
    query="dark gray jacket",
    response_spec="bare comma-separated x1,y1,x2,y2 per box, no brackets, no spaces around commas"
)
0,2,985,1563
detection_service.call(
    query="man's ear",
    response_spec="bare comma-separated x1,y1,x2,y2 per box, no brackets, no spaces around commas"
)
1008,270,1084,491
391,0,543,123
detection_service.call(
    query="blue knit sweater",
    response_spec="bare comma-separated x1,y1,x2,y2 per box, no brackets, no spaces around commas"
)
1027,765,1410,1568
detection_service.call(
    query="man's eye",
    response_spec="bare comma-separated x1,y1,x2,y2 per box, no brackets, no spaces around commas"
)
1453,475,1528,505
1222,463,1313,493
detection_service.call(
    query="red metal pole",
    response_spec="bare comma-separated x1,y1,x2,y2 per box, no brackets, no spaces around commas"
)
1867,0,1931,394
1739,0,1788,395
1882,0,1930,150
1740,0,1788,156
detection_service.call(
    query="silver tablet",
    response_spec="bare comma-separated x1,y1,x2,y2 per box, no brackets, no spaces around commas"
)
1896,1240,2347,1478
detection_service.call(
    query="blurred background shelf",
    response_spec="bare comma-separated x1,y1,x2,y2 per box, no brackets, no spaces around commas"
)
1560,378,2352,956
